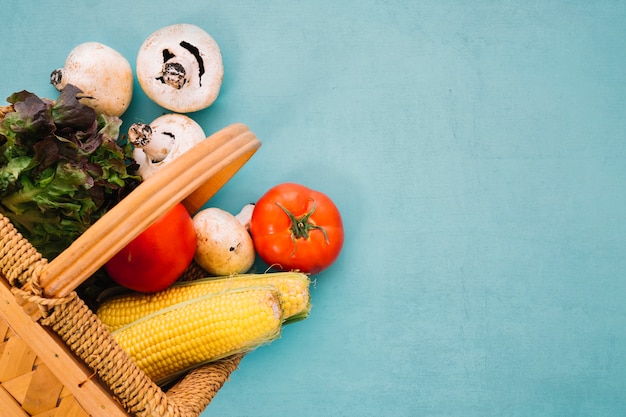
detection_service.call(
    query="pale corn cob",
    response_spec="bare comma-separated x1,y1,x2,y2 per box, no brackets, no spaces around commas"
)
111,286,282,384
97,272,310,331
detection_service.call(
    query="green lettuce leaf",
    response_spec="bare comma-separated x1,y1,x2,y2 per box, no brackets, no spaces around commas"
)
0,85,140,260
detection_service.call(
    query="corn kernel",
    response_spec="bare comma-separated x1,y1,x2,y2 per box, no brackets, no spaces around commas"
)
98,272,311,331
111,287,282,384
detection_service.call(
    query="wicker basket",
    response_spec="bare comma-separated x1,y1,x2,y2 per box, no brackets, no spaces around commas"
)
0,123,261,416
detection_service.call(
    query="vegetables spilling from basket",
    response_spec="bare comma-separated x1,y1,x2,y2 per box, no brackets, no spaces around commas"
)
0,23,345,386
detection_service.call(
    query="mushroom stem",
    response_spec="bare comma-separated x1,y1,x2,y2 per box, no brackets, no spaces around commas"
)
160,61,187,89
128,123,153,148
128,122,173,163
50,69,63,90
235,203,255,230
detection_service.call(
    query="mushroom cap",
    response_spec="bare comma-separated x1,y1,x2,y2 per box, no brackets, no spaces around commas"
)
136,24,224,113
132,113,207,180
192,207,256,275
54,42,133,117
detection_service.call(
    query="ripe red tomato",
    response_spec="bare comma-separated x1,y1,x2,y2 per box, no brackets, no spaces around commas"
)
250,183,344,274
104,202,196,292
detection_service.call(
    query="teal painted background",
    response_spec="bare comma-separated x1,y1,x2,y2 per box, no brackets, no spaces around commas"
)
2,1,626,416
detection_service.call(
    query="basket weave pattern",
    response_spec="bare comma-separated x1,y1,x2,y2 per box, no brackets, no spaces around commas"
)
0,320,87,416
0,213,242,416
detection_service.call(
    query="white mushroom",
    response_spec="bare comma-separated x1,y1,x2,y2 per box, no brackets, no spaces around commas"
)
129,113,206,180
193,207,256,276
136,24,224,113
50,42,133,116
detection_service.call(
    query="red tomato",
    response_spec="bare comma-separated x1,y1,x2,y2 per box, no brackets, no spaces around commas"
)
104,203,196,292
250,183,344,274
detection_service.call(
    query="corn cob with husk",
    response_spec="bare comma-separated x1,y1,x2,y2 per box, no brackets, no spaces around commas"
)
97,271,311,331
111,286,283,384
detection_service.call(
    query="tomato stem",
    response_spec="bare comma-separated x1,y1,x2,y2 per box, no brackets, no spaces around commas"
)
275,201,329,247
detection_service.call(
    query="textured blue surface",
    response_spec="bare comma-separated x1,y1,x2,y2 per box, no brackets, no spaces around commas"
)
2,1,626,416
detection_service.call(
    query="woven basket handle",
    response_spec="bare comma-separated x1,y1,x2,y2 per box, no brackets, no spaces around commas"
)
38,123,260,299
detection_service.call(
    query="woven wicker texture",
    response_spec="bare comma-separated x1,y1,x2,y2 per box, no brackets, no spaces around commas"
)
0,213,242,417
0,317,90,417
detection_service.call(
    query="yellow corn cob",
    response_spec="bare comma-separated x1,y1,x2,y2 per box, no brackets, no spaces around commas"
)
97,272,310,331
111,286,282,384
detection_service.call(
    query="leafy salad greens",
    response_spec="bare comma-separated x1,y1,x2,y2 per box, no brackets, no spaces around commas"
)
0,85,140,260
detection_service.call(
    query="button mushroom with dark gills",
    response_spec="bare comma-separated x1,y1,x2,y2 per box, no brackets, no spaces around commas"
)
128,113,207,180
136,24,224,113
50,42,133,117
